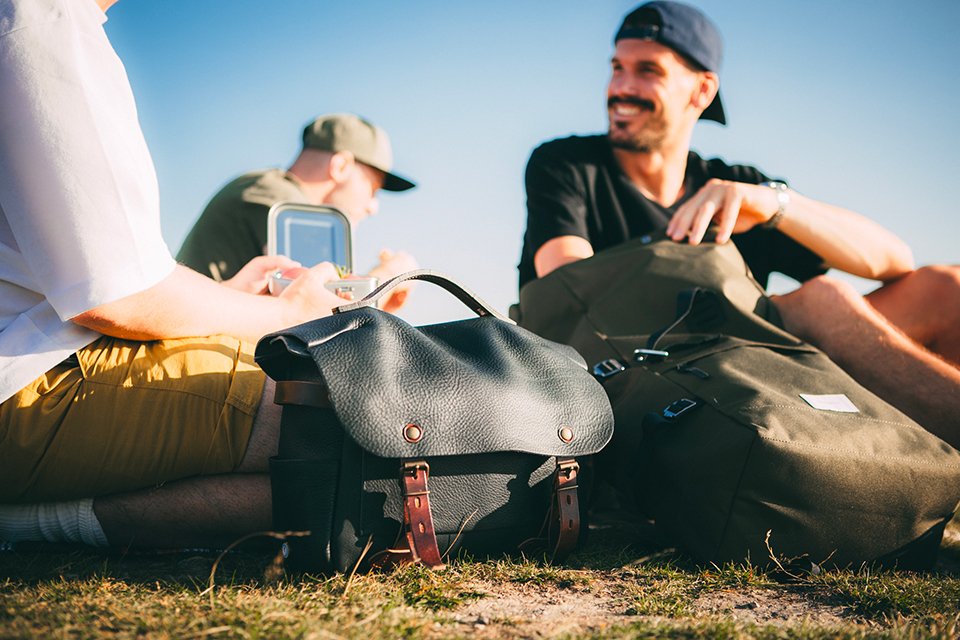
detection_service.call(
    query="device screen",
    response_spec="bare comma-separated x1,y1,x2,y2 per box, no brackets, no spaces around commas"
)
268,204,352,271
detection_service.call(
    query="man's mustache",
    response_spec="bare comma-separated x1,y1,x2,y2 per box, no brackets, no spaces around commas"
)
608,96,656,111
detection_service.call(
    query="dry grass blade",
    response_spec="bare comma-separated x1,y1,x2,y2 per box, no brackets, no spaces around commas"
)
342,534,375,597
764,529,836,580
201,530,309,606
442,509,478,561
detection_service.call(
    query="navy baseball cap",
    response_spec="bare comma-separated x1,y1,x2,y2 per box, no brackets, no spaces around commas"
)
615,1,726,125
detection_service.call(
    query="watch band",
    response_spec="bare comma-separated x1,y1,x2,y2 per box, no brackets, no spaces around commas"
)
760,181,789,229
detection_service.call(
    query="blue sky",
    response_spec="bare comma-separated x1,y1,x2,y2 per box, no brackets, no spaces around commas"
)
106,1,959,324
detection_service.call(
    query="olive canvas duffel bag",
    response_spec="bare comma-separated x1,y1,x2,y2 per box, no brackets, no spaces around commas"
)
516,235,960,569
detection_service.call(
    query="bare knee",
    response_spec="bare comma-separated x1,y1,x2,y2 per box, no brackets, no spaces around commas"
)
794,275,864,307
905,264,960,299
773,276,867,344
776,275,865,318
888,265,960,362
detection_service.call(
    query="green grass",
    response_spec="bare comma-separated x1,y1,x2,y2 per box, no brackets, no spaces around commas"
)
1,517,958,639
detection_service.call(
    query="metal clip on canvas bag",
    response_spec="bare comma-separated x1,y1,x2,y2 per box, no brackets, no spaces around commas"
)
255,270,614,573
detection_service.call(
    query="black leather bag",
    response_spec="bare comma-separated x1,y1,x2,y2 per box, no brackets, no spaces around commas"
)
255,270,614,573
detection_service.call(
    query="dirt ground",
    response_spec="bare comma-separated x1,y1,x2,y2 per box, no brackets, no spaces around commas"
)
2,514,957,639
434,517,960,638
445,579,863,638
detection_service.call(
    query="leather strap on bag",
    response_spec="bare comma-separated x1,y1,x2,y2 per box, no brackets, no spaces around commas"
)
364,460,445,570
374,457,581,570
399,460,445,569
274,380,331,408
549,457,581,560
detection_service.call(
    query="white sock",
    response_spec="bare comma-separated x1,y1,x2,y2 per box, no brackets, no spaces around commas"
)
0,498,109,547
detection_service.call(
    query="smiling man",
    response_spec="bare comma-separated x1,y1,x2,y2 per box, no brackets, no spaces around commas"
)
518,1,960,447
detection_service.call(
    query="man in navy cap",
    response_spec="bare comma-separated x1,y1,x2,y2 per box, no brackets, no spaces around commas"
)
518,1,960,446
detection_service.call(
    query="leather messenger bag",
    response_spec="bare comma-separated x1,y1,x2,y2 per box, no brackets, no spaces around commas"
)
255,270,614,573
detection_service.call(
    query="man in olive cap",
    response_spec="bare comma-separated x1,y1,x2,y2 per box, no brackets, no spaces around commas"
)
178,113,418,312
519,1,960,446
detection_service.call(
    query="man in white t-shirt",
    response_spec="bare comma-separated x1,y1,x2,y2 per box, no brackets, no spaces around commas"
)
0,0,375,548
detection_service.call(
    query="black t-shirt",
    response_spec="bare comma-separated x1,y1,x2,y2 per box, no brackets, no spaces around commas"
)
518,135,826,289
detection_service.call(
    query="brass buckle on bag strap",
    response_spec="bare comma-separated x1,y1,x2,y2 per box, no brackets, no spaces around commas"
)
550,457,581,561
399,460,445,569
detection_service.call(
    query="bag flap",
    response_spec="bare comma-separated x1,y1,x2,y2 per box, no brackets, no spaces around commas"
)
256,308,614,459
518,234,799,347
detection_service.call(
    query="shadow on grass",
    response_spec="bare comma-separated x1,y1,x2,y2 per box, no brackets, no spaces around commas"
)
3,509,958,586
0,539,279,589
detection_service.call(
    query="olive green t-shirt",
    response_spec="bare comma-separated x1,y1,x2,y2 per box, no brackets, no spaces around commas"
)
177,169,308,281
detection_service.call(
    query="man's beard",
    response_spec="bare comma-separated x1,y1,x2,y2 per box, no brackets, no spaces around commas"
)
607,97,668,153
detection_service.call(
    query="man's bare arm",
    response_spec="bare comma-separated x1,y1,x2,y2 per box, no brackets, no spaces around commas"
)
769,190,914,281
667,180,915,282
533,235,595,279
72,263,345,344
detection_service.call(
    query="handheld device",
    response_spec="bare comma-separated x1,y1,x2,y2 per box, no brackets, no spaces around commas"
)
266,202,379,303
269,271,379,300
267,202,353,271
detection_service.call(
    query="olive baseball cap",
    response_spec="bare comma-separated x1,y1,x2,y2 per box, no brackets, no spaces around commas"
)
302,113,416,191
615,1,726,125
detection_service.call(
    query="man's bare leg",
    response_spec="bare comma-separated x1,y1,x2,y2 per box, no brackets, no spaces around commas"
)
94,379,282,548
865,265,960,365
93,474,272,549
773,276,960,450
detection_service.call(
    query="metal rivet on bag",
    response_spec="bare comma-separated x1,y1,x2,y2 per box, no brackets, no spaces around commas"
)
403,423,423,443
558,426,574,443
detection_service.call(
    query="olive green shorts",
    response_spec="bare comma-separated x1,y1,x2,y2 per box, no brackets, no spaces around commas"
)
0,335,266,503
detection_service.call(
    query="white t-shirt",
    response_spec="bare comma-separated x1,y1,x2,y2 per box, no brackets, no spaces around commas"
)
0,0,176,402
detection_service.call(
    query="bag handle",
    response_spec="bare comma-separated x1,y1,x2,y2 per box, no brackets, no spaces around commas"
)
333,269,513,323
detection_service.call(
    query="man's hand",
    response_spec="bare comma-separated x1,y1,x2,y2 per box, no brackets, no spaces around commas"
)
221,255,300,294
277,262,349,321
666,179,914,281
367,249,419,313
667,179,781,245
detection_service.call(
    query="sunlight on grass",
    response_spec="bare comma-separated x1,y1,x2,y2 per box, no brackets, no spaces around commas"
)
2,518,959,639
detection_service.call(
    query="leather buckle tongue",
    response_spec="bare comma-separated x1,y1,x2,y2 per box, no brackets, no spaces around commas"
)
549,457,581,560
400,460,445,569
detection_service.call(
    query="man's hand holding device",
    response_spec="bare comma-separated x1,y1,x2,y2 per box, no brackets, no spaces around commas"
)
273,262,348,321
269,267,379,302
222,255,301,294
266,202,402,308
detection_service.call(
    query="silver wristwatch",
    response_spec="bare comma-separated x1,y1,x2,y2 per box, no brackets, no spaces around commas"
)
759,181,789,230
